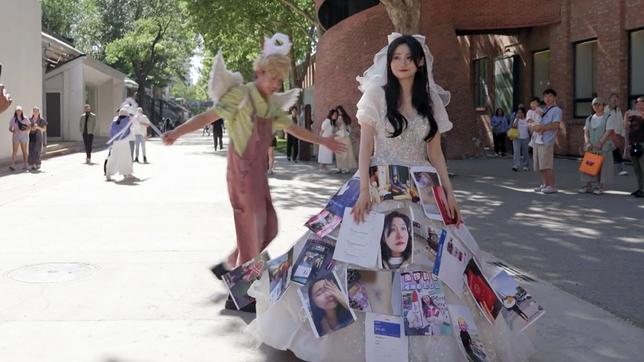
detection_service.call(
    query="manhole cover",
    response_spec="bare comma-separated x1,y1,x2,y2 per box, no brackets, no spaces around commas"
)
7,262,97,283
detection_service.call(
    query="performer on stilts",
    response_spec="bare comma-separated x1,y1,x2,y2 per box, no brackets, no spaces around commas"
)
163,33,345,311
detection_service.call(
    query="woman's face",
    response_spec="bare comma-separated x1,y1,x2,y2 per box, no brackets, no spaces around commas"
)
311,279,338,310
385,216,409,256
390,44,418,81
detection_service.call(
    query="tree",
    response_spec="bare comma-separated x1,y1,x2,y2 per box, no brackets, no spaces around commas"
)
380,0,421,34
183,0,318,88
105,0,196,108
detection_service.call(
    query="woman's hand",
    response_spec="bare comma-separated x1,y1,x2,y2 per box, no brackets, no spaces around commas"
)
325,280,349,309
162,130,179,145
351,191,372,224
445,191,463,225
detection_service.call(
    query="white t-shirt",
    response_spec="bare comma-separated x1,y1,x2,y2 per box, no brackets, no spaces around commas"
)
526,109,542,124
516,118,530,139
585,113,615,130
608,107,625,136
132,114,150,136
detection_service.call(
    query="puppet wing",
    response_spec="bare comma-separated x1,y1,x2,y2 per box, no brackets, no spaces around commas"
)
208,51,244,108
269,88,302,111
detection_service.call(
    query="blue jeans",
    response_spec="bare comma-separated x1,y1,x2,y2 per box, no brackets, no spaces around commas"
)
135,135,146,159
512,138,530,169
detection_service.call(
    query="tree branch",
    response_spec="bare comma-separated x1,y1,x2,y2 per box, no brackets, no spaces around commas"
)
275,0,318,28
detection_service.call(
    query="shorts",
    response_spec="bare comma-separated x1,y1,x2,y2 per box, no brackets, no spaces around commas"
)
533,143,554,171
13,132,29,144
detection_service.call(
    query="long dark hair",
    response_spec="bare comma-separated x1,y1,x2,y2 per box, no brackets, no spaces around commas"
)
13,108,25,121
384,35,438,142
326,109,338,127
335,105,351,126
308,274,353,335
380,211,413,268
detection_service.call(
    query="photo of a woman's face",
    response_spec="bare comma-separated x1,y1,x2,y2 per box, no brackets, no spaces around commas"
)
311,279,338,310
385,216,409,256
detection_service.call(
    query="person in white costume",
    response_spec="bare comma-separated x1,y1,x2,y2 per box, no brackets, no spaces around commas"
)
247,34,536,362
105,108,134,181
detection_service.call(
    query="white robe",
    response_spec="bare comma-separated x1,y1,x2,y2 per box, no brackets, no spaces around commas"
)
317,118,334,164
106,139,133,177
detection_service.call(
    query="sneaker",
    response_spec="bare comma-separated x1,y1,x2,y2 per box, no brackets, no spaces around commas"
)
134,157,139,163
534,185,545,192
542,186,558,194
522,167,529,171
578,186,592,193
8,166,15,171
225,295,256,313
105,175,112,181
592,188,603,195
210,262,230,280
512,167,518,172
618,170,628,176
144,156,148,163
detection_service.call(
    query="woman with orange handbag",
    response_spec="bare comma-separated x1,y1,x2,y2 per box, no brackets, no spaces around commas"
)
579,97,616,195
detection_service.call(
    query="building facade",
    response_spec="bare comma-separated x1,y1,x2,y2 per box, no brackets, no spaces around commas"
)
314,0,644,158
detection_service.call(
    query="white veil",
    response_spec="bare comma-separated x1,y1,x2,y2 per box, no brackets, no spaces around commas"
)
356,33,451,126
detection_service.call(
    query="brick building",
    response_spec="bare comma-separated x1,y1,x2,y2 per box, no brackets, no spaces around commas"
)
313,0,644,158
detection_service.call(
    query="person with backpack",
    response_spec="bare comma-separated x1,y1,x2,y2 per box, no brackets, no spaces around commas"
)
578,97,616,195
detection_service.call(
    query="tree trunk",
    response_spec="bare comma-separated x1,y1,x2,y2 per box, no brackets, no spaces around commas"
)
379,0,421,34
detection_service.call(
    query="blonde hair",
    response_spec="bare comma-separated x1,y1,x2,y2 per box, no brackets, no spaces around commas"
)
254,54,290,80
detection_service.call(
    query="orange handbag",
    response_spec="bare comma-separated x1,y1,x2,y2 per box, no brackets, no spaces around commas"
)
579,152,603,176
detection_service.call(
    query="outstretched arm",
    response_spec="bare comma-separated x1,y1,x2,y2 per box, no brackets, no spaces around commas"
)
286,124,345,153
163,110,220,145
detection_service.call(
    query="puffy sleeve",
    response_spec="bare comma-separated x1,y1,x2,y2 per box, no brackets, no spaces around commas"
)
428,76,453,134
356,86,384,128
213,85,247,123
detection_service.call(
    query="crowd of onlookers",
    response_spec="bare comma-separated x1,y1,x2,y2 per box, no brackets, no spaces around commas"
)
491,89,644,197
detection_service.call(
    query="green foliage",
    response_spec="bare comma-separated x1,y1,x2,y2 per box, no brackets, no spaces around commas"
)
183,0,318,85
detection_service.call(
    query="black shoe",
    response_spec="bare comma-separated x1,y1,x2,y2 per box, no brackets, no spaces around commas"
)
134,157,139,163
225,295,256,313
512,167,518,172
634,190,644,198
631,190,641,196
144,156,147,163
210,262,230,280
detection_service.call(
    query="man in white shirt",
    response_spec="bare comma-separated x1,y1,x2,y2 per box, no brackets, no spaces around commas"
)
132,107,150,163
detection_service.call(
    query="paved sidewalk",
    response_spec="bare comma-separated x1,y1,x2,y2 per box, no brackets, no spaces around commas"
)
0,133,642,361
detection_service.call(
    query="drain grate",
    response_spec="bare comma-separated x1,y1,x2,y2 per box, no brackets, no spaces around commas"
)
7,262,97,283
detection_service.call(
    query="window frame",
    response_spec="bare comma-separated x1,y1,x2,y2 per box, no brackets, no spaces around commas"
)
573,38,598,118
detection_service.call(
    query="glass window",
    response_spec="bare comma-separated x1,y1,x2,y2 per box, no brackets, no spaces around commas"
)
630,29,644,108
533,50,550,97
574,40,597,118
473,58,488,108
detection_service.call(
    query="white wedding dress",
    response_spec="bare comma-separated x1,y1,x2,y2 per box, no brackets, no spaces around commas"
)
247,86,535,362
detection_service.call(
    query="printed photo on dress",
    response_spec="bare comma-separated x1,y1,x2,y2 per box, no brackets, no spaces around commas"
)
448,304,490,362
411,166,443,220
291,236,336,285
346,269,396,315
380,207,414,270
305,177,361,238
433,229,471,297
400,271,452,336
490,270,545,332
305,209,342,238
222,251,270,310
463,259,502,324
368,165,419,203
267,249,294,305
298,271,357,338
412,220,441,269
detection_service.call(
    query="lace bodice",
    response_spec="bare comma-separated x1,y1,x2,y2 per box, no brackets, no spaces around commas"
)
356,86,452,166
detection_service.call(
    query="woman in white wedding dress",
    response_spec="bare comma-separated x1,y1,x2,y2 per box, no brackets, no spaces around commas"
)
248,34,535,362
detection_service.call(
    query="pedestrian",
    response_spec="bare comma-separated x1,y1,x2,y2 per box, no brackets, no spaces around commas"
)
286,106,299,162
491,108,509,157
268,132,277,175
511,106,530,171
162,33,344,312
202,124,211,136
607,93,628,176
625,96,644,198
79,104,97,163
318,108,337,171
28,106,47,170
132,107,150,163
0,84,12,114
105,108,135,181
8,105,30,171
578,97,615,195
212,118,224,150
334,105,357,173
530,89,562,194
